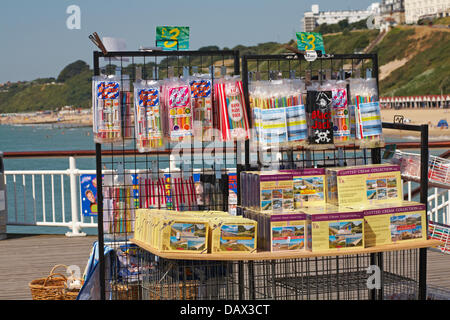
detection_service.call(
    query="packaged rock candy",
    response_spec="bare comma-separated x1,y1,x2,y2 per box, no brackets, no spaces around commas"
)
92,75,122,144
133,80,165,152
249,79,306,148
189,74,213,141
215,76,250,141
350,78,384,149
321,80,353,147
162,78,193,141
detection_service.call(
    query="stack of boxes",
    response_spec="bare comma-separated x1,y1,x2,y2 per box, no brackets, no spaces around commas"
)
134,209,257,254
240,164,427,253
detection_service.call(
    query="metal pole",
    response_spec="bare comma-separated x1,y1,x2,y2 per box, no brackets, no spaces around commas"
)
241,55,251,170
96,143,106,300
94,51,106,301
65,156,86,237
418,124,429,300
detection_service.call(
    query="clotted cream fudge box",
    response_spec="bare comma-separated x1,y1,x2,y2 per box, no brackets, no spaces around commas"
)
349,201,427,247
242,207,265,250
158,215,210,253
302,205,364,252
208,216,257,253
242,208,306,252
326,164,402,207
282,168,326,208
240,171,251,208
264,212,307,252
254,171,294,212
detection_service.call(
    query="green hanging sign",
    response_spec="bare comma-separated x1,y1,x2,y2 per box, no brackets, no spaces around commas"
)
156,26,190,51
296,32,325,54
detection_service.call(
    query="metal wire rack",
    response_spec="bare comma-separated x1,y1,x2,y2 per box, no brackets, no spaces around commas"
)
94,50,242,300
136,249,420,300
94,50,430,301
391,150,450,189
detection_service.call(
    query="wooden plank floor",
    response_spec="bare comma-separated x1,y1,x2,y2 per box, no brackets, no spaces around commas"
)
0,234,96,300
0,234,448,300
427,249,450,290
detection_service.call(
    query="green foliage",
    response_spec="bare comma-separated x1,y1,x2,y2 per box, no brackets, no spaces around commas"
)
314,18,368,35
56,60,89,82
433,16,450,25
0,67,93,113
0,27,447,113
378,30,450,96
370,27,415,66
323,29,379,53
198,45,220,51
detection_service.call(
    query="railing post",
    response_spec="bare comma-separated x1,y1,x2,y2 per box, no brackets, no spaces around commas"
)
66,156,86,237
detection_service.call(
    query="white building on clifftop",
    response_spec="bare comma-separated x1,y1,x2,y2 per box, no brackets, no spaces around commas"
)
302,4,381,32
404,0,450,24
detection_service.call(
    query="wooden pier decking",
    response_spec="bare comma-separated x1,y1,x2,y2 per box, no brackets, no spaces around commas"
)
0,234,449,300
0,234,96,300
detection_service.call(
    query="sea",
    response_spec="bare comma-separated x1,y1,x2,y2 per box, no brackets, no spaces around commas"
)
0,124,448,235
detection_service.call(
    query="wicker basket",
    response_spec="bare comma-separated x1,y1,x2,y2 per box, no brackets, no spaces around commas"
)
63,279,85,300
29,265,68,300
112,283,141,300
147,281,199,300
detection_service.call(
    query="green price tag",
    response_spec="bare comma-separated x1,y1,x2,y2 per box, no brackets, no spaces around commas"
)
156,26,190,51
296,32,325,54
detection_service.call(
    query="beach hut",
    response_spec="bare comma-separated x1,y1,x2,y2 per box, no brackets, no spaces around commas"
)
437,119,449,129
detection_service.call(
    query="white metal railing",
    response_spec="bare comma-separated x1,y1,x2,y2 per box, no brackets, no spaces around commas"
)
4,156,97,237
4,158,450,237
3,154,225,237
405,181,450,226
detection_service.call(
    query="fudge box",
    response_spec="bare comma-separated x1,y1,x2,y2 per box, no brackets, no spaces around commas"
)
208,216,257,253
352,201,427,247
303,205,365,252
252,172,294,212
282,168,326,208
265,212,306,252
326,164,402,207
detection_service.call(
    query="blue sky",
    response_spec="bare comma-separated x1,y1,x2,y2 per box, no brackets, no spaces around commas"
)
0,0,375,83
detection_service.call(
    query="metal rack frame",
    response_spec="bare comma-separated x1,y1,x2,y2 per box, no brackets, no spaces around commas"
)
238,52,429,300
93,49,430,300
93,49,241,300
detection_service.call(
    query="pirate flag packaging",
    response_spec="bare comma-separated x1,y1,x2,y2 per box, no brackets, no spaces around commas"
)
306,87,334,150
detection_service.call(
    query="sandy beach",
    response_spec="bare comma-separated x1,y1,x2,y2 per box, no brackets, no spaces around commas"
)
0,112,92,127
380,108,450,140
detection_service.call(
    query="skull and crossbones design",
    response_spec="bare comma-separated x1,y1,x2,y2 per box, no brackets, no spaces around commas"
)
315,130,331,143
316,91,332,111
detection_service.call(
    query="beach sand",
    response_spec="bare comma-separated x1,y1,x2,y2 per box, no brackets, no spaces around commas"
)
0,113,92,126
380,108,450,140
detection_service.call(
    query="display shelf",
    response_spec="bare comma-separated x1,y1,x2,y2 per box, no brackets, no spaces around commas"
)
93,49,432,300
130,238,440,261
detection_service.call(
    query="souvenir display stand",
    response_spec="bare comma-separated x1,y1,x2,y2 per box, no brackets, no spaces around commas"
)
94,50,437,300
93,49,243,300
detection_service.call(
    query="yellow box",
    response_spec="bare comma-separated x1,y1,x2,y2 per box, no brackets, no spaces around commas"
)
134,209,260,254
326,164,402,207
303,205,364,252
266,212,306,252
208,216,257,253
349,201,427,247
287,168,326,208
256,172,294,212
242,208,307,252
159,216,210,253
